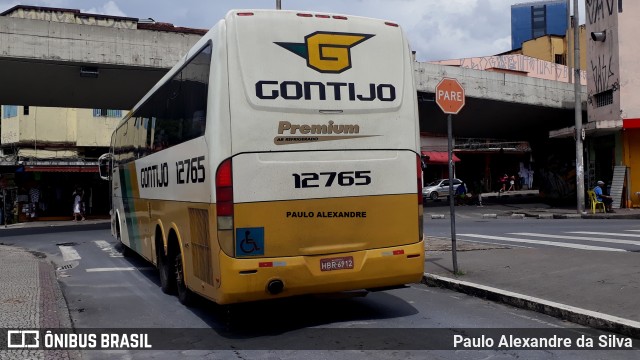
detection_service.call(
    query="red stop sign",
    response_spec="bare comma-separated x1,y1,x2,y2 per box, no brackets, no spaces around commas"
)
435,78,465,114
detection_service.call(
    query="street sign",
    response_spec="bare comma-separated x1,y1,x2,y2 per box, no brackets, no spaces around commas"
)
435,78,465,114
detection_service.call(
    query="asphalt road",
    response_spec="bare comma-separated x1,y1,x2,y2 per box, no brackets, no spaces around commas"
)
1,228,638,359
424,208,640,252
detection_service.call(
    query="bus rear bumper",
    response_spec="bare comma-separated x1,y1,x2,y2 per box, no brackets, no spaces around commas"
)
216,240,424,304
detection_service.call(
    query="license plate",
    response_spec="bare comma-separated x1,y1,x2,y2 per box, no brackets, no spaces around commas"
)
320,256,354,272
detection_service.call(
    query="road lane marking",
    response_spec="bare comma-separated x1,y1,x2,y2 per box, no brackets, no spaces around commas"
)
569,231,640,239
460,239,532,249
86,267,155,273
94,240,124,257
512,232,640,246
458,234,626,252
59,245,81,261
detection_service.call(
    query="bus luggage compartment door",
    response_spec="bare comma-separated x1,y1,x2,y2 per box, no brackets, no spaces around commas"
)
230,150,420,258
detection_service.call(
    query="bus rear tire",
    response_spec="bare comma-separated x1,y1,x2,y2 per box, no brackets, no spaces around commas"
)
175,252,195,306
158,251,176,295
116,220,132,257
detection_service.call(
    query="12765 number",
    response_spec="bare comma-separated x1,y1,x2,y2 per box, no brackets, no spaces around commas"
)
292,171,371,188
176,155,206,184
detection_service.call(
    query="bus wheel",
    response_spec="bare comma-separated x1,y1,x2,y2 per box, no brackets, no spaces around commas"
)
175,252,195,306
158,251,176,295
116,221,132,257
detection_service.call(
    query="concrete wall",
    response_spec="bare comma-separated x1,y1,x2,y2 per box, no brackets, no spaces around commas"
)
617,2,640,120
1,106,121,152
420,136,449,152
0,109,19,144
5,7,137,29
76,110,122,147
415,61,585,109
585,0,621,123
431,54,586,85
0,16,200,70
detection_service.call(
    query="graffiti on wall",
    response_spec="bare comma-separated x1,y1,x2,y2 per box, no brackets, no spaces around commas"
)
9,8,136,29
590,54,618,94
436,55,587,84
586,0,616,25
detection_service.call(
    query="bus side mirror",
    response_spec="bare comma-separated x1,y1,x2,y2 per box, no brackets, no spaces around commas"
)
98,153,112,181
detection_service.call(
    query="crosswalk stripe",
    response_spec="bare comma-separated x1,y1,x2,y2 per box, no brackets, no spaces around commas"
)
626,230,640,232
461,239,532,249
94,240,124,258
512,233,640,246
569,231,640,238
58,245,81,261
458,234,626,252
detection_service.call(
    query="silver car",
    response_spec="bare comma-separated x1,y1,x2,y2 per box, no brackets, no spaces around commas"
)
423,178,464,200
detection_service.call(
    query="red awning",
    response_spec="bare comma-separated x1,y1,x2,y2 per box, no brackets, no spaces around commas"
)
623,118,640,129
421,151,461,164
23,165,98,173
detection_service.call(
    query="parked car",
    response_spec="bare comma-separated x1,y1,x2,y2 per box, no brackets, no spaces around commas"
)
423,178,464,200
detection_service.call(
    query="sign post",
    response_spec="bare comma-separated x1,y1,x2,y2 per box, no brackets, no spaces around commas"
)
435,78,465,274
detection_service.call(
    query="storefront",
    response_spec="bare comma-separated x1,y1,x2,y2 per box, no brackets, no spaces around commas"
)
421,151,461,184
0,164,110,224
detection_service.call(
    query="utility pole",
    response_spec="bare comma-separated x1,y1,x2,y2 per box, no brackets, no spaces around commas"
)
276,0,281,10
573,0,585,213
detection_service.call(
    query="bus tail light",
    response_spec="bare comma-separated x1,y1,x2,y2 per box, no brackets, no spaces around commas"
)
216,158,235,257
216,159,233,219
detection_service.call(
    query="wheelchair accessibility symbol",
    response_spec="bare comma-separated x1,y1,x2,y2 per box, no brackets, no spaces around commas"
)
236,227,265,256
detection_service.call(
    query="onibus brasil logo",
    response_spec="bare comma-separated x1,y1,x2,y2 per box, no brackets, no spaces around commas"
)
276,31,374,73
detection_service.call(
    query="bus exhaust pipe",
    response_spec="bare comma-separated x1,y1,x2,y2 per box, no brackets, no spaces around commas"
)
267,280,284,295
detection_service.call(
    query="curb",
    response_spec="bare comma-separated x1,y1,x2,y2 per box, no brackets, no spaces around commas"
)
422,273,640,339
0,222,110,237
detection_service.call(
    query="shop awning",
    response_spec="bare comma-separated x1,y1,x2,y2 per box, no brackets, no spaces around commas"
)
421,151,461,164
23,165,98,173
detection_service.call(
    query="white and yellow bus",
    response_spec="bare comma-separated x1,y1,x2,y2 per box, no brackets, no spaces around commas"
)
100,9,424,306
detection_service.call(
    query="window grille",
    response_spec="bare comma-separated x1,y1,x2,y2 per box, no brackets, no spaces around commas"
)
594,90,613,108
93,109,122,118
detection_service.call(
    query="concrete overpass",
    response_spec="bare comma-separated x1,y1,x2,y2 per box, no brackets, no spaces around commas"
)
0,13,587,142
0,15,203,109
414,62,587,141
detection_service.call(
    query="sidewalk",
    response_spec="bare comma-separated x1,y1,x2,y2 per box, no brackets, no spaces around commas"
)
0,244,80,359
424,200,640,219
423,235,640,339
1,219,110,236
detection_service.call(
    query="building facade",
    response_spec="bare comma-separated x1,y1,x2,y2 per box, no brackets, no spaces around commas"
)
0,106,123,222
511,0,568,50
0,5,206,224
584,0,639,208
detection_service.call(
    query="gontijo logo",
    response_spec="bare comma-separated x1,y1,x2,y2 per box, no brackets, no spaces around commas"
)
276,31,374,73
